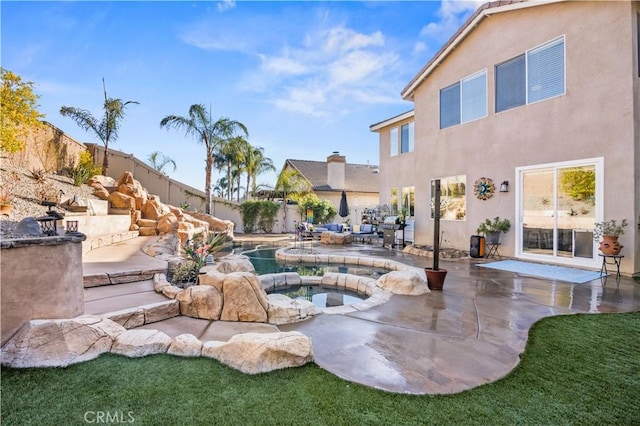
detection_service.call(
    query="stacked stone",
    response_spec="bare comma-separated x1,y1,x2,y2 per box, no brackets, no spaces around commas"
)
87,171,234,242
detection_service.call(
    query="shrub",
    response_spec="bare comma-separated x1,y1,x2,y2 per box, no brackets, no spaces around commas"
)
296,194,337,224
240,200,280,233
67,150,101,186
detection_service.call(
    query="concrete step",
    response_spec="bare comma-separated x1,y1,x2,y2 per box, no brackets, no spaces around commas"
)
84,279,179,329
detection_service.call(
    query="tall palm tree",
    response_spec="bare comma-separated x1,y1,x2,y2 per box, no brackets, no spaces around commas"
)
160,104,247,214
216,135,249,201
147,151,177,175
244,146,275,199
60,79,138,176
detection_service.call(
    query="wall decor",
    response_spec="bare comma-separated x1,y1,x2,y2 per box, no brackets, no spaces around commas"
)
474,177,495,200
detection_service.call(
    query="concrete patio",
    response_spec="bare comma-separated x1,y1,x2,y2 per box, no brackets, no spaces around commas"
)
83,235,640,395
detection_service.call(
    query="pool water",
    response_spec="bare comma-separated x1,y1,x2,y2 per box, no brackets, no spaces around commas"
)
244,247,387,278
269,285,366,308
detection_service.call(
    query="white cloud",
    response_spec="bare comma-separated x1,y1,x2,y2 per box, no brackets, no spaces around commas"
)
245,24,405,117
217,0,236,12
413,41,427,55
259,54,308,76
419,0,484,43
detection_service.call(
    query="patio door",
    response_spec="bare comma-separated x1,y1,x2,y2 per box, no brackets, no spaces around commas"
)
517,158,603,268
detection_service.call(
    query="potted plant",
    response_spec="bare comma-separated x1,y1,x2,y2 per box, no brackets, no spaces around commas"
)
476,216,511,244
593,219,627,255
0,171,20,215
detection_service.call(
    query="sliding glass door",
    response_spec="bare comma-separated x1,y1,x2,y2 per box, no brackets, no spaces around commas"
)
517,158,603,267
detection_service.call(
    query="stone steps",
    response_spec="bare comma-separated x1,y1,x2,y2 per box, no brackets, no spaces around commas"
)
84,279,178,329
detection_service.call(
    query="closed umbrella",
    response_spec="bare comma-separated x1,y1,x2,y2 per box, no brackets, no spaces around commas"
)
339,190,349,218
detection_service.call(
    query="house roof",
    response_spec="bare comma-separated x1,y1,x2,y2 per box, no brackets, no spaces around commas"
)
369,110,414,132
284,159,379,193
401,0,562,100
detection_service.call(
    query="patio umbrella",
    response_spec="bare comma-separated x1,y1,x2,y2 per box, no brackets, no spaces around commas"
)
339,190,349,218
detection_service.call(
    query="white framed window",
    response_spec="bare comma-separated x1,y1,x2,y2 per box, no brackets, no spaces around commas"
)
440,70,487,129
390,122,414,155
400,122,414,154
430,175,466,220
496,36,565,113
390,127,398,157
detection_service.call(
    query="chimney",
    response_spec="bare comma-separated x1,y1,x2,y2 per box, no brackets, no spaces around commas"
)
327,151,346,190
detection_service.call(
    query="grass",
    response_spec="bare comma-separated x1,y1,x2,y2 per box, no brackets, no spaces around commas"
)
2,312,639,425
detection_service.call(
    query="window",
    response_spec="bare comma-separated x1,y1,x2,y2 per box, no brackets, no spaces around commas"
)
390,127,398,157
430,175,466,220
390,122,414,155
390,187,399,214
496,37,565,113
440,71,487,129
401,186,415,217
400,122,414,153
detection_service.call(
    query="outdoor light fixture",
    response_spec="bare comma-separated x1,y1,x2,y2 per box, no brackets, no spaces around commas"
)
499,181,509,193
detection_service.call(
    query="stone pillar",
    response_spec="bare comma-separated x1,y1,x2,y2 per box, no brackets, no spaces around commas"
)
1,235,86,346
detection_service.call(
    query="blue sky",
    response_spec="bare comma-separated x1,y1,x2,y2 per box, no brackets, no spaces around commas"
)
2,0,482,191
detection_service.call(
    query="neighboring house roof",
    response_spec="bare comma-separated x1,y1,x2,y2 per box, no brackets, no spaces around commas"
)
369,110,414,132
401,0,563,100
284,159,379,193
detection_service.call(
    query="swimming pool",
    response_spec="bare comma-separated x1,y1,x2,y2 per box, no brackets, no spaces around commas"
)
244,247,388,278
269,284,366,308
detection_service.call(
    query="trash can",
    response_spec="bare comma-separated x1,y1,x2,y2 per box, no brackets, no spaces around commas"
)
470,235,485,258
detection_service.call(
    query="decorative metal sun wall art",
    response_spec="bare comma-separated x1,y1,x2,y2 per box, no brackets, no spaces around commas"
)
474,177,495,200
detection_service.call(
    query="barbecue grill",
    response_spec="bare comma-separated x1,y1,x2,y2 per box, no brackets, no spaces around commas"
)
381,216,405,248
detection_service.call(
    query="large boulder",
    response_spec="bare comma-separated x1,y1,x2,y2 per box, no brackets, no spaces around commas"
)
141,198,163,220
201,331,313,374
108,191,135,210
157,213,179,235
0,316,125,368
176,285,223,320
213,254,256,274
87,175,117,189
267,294,321,325
111,329,172,357
376,270,430,295
168,333,202,357
117,172,148,210
180,213,209,234
14,217,43,236
220,272,269,322
91,184,110,200
197,266,226,292
190,211,234,238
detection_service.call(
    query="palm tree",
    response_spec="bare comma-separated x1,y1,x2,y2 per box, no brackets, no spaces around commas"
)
147,151,177,175
60,79,138,176
215,135,248,201
160,104,247,214
275,167,311,231
244,146,275,199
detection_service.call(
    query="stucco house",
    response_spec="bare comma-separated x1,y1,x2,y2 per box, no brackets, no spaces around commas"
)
370,0,639,274
280,153,380,225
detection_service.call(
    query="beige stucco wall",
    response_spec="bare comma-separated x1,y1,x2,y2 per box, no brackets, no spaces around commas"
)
1,237,85,346
377,1,639,273
7,122,87,173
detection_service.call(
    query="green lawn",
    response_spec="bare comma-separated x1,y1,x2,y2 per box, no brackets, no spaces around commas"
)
2,312,639,425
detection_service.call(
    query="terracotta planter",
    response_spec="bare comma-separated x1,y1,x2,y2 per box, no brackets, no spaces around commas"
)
0,204,13,215
599,235,623,256
425,268,448,291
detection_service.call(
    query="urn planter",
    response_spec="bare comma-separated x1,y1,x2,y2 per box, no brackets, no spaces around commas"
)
599,235,623,256
424,268,448,291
